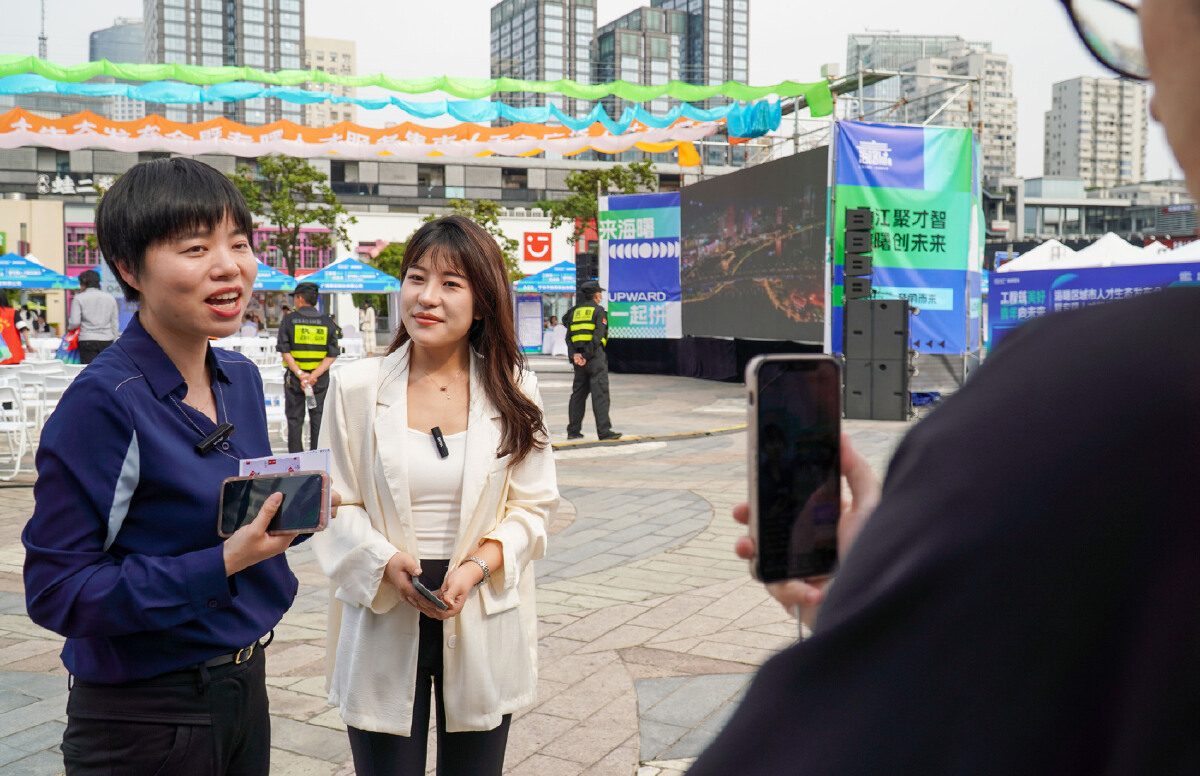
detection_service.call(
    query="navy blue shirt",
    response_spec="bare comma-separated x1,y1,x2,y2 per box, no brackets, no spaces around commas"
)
23,314,298,683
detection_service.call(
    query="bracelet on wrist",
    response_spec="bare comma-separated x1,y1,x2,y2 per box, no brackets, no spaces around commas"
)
463,555,490,587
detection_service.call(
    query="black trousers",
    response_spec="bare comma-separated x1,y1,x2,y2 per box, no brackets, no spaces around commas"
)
61,645,270,776
567,350,613,437
347,560,512,776
78,340,113,365
284,370,329,452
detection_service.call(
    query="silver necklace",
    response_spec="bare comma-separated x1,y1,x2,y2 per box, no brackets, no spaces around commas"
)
418,366,465,402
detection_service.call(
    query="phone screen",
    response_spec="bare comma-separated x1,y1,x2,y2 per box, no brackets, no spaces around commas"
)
220,474,326,535
753,358,841,582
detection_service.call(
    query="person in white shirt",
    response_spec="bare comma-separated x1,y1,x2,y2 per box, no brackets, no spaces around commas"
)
313,215,557,776
68,269,121,364
359,301,377,355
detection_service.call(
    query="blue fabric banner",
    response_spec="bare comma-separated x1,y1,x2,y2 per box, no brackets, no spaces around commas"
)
0,75,782,138
988,263,1200,347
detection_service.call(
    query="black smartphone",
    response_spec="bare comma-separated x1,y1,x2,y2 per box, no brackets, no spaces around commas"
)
218,472,331,537
747,355,841,582
411,578,449,611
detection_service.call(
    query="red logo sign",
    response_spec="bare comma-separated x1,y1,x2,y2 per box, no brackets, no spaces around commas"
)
524,232,552,262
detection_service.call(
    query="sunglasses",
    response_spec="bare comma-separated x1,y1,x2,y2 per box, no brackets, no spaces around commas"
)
1059,0,1148,80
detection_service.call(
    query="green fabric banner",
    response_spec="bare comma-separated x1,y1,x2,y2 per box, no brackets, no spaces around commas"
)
0,55,833,116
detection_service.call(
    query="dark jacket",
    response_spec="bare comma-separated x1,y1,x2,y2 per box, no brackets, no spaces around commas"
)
690,287,1200,776
564,300,607,359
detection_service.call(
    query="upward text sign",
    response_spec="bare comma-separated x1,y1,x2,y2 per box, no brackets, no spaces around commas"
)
599,192,682,339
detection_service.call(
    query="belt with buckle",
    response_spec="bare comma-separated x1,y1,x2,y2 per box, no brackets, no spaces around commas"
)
202,643,256,668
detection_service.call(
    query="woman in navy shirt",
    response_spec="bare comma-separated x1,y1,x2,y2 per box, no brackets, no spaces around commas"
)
24,158,314,775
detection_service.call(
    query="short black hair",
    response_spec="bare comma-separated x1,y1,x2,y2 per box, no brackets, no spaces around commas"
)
78,269,101,289
95,157,254,303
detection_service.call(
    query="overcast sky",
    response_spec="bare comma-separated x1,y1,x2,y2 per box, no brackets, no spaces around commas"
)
0,0,1183,181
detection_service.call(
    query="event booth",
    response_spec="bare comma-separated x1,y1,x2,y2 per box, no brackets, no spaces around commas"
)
512,261,576,354
990,233,1200,346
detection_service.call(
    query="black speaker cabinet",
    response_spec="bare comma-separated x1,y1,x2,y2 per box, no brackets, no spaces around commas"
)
844,359,910,421
844,299,912,421
844,299,910,360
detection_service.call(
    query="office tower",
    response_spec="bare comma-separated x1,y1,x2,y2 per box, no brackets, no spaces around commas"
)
648,0,749,166
899,45,1018,181
143,0,304,125
91,18,144,63
593,6,688,118
651,0,748,90
845,34,984,107
489,0,597,119
90,18,146,122
1044,76,1147,188
304,38,357,128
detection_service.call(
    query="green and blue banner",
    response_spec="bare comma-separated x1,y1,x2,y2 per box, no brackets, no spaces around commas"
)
989,263,1200,346
599,192,682,339
832,121,982,354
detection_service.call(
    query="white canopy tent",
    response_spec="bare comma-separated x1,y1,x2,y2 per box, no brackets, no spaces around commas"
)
999,233,1179,272
1065,232,1148,267
996,239,1077,272
1158,239,1200,261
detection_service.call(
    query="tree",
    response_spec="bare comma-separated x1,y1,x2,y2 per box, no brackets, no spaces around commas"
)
229,155,356,277
538,160,658,245
355,241,407,315
423,199,523,281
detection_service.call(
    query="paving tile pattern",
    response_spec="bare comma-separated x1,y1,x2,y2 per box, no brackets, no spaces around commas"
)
0,366,912,775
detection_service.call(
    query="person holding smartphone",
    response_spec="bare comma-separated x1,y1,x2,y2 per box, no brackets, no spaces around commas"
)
22,158,326,775
689,2,1200,774
312,215,558,776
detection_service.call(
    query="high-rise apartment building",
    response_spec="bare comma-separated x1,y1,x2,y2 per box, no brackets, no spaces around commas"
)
90,18,146,122
304,38,356,128
143,0,304,125
1044,76,1147,188
489,0,597,118
899,45,1017,181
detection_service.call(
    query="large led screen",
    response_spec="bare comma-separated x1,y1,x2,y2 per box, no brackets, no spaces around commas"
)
681,147,829,342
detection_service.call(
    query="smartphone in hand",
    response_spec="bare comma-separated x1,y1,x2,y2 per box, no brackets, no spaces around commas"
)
747,355,841,583
218,472,331,537
411,578,449,611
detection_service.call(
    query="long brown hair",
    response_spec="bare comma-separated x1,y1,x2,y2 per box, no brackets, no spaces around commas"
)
387,216,547,463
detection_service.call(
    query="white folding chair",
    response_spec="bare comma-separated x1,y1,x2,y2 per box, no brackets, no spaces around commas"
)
0,380,29,480
23,360,65,375
8,369,49,434
40,375,73,422
262,376,288,446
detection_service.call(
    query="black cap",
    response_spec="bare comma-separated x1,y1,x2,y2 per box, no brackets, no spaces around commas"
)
579,280,604,295
293,282,319,296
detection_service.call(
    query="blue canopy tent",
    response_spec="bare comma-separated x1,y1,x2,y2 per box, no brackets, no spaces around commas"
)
300,258,402,342
253,260,298,292
301,257,401,292
0,253,79,289
513,261,577,293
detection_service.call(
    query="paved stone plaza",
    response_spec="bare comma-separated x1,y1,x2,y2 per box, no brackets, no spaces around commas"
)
0,359,910,775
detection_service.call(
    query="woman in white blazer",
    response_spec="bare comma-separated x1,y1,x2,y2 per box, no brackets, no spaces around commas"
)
313,216,558,775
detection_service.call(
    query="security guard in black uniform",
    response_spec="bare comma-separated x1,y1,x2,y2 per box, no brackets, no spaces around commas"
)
276,281,339,452
565,280,621,441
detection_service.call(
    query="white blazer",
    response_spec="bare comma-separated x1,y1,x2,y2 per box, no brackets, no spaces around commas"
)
311,343,557,734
